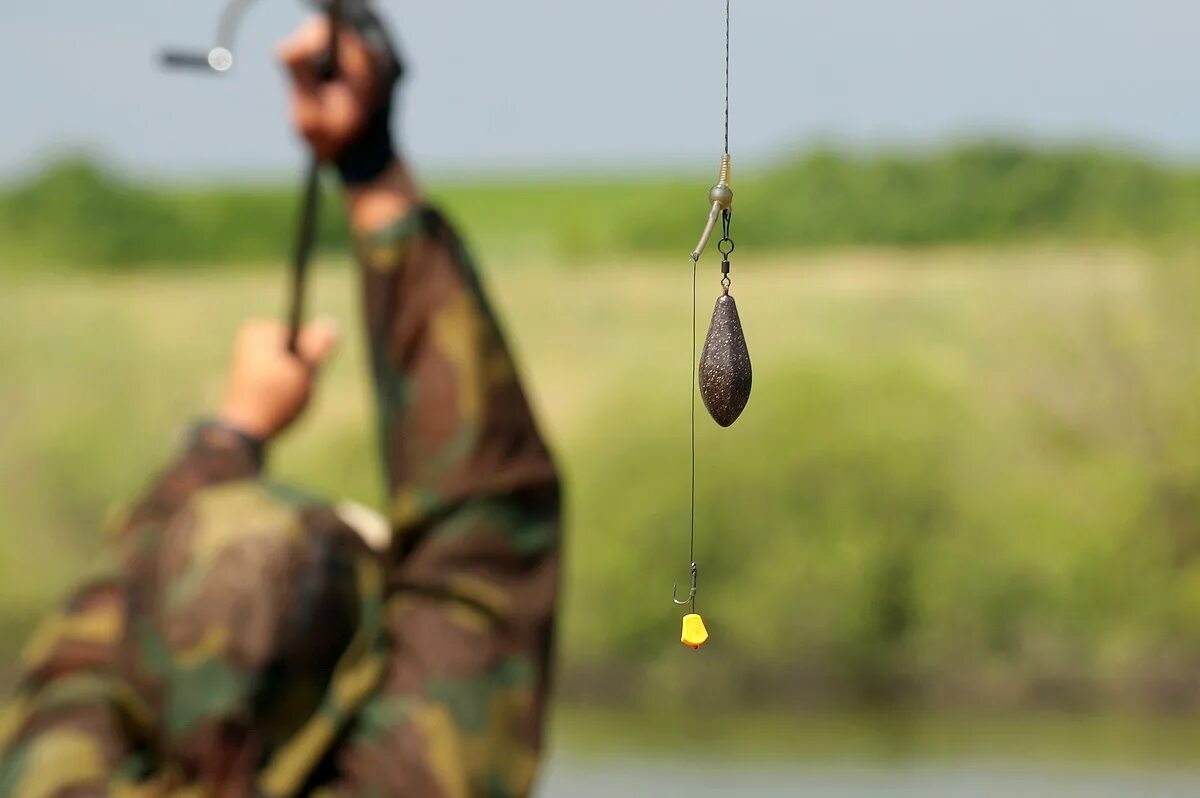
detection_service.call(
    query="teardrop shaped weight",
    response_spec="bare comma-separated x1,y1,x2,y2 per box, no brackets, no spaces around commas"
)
699,291,752,427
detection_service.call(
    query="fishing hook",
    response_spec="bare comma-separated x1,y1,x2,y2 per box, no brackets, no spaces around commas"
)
672,562,698,608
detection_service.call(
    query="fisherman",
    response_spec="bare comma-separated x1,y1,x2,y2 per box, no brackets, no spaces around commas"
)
0,11,561,797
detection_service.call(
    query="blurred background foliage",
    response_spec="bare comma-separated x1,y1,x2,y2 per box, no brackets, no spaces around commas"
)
5,142,1200,270
3,142,1200,728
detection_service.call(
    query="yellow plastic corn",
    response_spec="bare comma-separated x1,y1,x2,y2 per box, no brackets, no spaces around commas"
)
681,613,709,649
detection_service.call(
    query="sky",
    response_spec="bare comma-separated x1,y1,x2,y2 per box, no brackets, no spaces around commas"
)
1,1,1197,180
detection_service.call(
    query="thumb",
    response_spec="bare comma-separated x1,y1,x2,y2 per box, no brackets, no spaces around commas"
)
296,318,341,368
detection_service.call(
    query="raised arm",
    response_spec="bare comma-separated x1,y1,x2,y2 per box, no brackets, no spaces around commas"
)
0,320,342,796
278,19,558,539
277,19,563,795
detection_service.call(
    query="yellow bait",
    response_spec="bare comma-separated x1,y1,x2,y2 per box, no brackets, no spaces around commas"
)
681,613,709,649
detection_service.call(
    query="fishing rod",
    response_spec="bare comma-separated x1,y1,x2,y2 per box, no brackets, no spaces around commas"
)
162,0,353,354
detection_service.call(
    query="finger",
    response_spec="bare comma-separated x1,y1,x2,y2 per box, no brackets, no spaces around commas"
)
295,318,341,368
280,18,375,94
277,16,329,91
291,89,327,144
238,318,281,345
335,26,380,104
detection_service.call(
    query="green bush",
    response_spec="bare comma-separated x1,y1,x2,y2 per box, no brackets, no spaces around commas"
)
6,143,1200,270
0,157,350,269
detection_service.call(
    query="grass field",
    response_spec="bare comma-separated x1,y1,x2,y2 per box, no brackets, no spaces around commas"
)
3,243,1200,713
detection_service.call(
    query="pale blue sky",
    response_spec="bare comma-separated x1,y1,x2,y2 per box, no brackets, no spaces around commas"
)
1,1,1196,180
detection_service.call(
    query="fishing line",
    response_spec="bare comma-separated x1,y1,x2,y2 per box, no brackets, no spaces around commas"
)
673,0,753,650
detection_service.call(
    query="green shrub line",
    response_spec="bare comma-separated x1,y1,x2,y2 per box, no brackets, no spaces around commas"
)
3,141,1200,270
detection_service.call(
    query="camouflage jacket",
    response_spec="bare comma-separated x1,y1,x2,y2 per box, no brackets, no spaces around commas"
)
0,207,562,798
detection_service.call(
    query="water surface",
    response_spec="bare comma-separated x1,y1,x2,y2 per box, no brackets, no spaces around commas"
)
542,709,1200,796
540,758,1200,797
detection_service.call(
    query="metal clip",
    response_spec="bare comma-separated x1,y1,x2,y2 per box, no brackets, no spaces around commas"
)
691,154,734,261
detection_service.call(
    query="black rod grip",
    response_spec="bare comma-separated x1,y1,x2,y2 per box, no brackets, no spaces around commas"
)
285,157,323,355
160,50,214,70
285,0,346,353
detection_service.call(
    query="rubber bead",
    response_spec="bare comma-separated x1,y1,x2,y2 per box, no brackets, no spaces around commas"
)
681,613,709,649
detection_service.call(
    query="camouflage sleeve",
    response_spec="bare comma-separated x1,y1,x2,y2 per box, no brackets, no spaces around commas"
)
114,480,384,796
110,422,262,588
340,207,562,797
0,427,266,797
116,423,262,547
318,492,560,798
0,581,136,797
353,206,559,535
